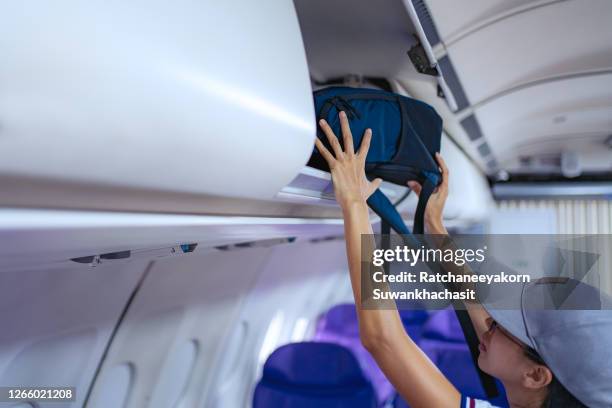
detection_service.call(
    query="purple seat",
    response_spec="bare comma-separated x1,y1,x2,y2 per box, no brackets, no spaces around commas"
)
314,303,360,338
314,304,393,405
314,304,429,406
399,308,429,344
253,342,377,408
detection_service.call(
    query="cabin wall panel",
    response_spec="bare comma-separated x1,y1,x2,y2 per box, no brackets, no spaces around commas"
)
0,260,148,408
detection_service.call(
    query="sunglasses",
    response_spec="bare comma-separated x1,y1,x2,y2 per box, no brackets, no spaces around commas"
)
487,320,544,364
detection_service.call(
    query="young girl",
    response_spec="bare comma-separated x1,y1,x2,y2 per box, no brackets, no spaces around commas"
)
313,111,606,407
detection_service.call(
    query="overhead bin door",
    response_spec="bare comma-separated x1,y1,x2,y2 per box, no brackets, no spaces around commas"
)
0,1,315,205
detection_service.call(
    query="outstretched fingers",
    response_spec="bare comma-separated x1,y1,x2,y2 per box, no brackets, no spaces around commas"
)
339,111,354,155
357,128,372,160
314,137,336,168
319,119,344,160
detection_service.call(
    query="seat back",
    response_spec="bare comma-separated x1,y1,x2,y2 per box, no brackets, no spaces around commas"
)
253,342,377,408
314,304,392,405
398,309,429,344
315,303,360,338
313,304,431,405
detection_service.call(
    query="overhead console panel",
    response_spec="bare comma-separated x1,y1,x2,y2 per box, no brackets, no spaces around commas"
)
0,1,315,204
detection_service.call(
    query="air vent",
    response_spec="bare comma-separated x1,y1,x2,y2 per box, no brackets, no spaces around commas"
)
411,0,441,46
477,142,491,157
460,114,483,141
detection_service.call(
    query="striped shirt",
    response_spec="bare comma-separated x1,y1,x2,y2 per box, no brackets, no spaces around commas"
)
461,394,502,408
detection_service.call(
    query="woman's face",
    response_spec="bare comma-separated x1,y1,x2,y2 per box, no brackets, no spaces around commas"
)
477,317,535,383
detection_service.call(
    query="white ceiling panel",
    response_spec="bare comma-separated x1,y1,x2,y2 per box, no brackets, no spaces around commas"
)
443,0,612,105
426,0,536,42
474,73,612,165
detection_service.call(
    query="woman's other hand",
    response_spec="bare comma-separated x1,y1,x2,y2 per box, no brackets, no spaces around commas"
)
314,111,382,212
407,153,449,234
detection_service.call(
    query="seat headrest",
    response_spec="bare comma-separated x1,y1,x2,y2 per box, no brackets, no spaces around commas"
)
317,304,359,337
261,342,369,388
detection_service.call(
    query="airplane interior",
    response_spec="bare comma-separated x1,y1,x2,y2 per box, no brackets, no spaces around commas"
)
0,0,611,407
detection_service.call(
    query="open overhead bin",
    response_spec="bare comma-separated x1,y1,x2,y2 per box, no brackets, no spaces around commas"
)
293,0,458,110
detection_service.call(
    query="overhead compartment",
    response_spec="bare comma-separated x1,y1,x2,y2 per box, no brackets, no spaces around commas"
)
0,0,315,204
0,0,492,228
293,0,458,110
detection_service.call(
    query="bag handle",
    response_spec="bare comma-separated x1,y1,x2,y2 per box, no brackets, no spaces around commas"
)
412,171,438,234
366,188,411,235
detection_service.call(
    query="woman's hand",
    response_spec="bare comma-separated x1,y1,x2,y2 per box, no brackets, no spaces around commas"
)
314,111,382,212
407,152,449,234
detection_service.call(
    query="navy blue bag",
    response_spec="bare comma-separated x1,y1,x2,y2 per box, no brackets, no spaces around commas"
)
308,86,443,234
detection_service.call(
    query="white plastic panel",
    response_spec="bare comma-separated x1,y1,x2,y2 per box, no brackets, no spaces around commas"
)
0,260,147,408
149,340,198,408
0,209,345,271
0,0,314,201
442,0,612,104
1,329,96,387
88,363,133,408
426,0,535,42
86,247,271,408
474,73,612,167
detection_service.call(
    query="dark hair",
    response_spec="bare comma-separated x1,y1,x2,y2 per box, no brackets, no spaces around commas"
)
522,348,586,408
544,377,586,408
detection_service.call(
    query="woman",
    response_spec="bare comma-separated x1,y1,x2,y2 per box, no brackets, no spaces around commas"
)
313,111,603,407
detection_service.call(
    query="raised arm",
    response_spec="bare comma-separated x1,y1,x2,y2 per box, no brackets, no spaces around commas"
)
315,111,460,408
408,154,490,341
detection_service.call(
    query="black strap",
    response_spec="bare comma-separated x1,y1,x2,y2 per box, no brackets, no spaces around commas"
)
412,177,435,234
381,219,391,275
454,308,500,398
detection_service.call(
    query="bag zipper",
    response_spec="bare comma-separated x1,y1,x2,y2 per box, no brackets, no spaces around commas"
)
329,96,361,120
319,92,399,122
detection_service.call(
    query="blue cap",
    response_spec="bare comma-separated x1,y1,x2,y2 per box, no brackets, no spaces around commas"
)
483,278,612,407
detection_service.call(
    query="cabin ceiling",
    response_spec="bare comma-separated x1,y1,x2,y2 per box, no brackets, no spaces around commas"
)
294,0,612,180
